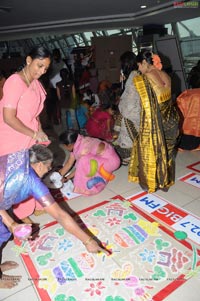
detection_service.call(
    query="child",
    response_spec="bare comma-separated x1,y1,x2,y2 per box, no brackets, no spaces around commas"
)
86,104,117,141
76,98,94,131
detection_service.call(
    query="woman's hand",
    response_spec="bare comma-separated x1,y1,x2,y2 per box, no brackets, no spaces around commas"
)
83,237,110,255
35,131,49,142
9,221,20,234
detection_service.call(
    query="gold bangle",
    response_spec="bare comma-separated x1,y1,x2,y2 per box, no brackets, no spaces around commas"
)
32,131,37,140
83,237,93,246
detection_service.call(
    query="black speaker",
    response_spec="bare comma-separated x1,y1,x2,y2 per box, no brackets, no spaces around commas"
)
143,24,168,36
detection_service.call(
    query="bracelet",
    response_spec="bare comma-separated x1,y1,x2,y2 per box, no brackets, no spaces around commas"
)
32,131,37,140
83,237,93,246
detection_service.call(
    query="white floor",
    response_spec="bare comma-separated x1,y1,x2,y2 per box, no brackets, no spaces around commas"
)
1,149,200,301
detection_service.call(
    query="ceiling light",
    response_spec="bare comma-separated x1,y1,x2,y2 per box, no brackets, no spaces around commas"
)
141,5,147,9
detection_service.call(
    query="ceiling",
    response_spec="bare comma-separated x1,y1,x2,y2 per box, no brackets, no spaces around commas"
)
0,0,199,41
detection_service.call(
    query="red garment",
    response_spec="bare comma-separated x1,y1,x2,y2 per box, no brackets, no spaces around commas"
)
86,108,113,141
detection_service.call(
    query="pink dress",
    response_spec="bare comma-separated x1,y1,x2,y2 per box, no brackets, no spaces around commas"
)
72,135,120,195
0,74,46,219
86,108,113,141
0,74,46,156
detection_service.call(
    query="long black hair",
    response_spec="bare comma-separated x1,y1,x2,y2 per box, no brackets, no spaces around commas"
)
120,51,137,78
59,130,79,145
136,50,153,65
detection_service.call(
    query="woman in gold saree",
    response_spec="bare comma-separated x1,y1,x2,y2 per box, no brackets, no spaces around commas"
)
129,50,180,193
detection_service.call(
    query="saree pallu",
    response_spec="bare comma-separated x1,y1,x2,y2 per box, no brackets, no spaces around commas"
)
129,75,179,193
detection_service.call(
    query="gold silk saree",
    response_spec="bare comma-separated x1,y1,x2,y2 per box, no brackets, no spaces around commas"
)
128,75,179,193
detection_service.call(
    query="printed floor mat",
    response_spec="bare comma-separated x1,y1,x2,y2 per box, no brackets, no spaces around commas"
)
179,172,200,190
187,161,200,173
15,195,200,301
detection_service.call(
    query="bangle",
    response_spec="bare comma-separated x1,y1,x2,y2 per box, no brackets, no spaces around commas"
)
83,237,93,246
32,131,37,140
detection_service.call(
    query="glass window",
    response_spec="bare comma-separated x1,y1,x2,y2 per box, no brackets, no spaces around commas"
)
177,17,200,38
177,17,200,76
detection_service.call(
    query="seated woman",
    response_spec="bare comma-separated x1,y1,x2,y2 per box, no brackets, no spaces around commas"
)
177,88,200,151
86,104,117,141
59,130,120,195
0,145,107,289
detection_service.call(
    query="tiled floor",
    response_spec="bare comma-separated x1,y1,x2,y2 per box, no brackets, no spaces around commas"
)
1,140,200,300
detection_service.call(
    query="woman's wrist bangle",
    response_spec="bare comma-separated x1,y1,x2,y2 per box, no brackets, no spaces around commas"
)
83,237,93,246
32,131,37,140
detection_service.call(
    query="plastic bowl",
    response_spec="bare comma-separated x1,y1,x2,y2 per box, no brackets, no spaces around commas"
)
13,224,32,240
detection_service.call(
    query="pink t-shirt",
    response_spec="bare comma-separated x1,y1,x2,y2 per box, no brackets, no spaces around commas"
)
0,74,46,156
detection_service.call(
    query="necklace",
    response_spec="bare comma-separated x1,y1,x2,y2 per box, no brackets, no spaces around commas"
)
22,68,31,86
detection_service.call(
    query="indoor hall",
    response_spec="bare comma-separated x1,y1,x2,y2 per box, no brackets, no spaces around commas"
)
0,1,200,300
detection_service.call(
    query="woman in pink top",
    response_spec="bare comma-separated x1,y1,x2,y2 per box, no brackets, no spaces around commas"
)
0,46,52,227
0,46,51,156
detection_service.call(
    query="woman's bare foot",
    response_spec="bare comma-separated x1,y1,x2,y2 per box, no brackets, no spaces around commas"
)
0,261,19,273
0,274,21,289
